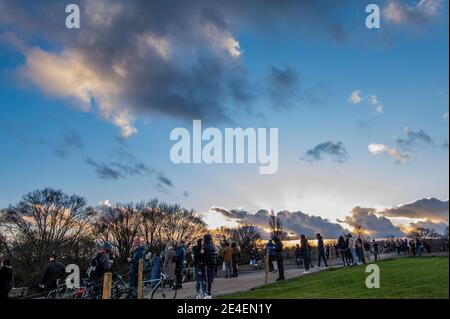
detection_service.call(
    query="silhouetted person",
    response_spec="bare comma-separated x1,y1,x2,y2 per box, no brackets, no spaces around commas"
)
316,233,328,267
273,236,285,281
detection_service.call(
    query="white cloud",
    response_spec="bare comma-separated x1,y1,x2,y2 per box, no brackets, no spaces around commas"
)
348,90,362,104
203,23,241,58
444,112,449,119
20,47,137,138
384,0,442,26
368,143,410,163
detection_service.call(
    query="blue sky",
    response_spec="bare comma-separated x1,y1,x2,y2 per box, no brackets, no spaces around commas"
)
0,0,448,234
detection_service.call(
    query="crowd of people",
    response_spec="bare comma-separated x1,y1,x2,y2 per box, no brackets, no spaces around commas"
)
0,231,447,299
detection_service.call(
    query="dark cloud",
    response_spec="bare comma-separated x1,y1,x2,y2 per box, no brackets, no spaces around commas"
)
340,206,404,238
406,219,448,236
379,198,449,222
210,207,346,238
85,157,123,180
157,173,174,188
395,128,434,150
301,141,349,163
266,65,300,109
52,130,84,159
0,0,362,136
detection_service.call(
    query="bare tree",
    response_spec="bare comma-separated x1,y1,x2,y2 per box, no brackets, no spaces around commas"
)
0,188,95,286
93,204,142,262
232,224,261,259
268,210,284,239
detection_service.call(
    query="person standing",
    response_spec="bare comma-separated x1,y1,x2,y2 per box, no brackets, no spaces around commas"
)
40,254,66,292
192,239,206,299
373,239,379,261
203,234,217,299
128,238,145,292
294,244,302,268
149,252,162,288
300,235,311,273
231,242,240,278
175,241,186,289
273,236,285,281
348,234,358,266
222,242,233,278
163,244,177,287
265,240,276,272
316,233,328,267
0,259,13,299
337,236,348,266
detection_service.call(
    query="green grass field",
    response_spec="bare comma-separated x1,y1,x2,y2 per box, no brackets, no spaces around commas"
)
222,257,449,299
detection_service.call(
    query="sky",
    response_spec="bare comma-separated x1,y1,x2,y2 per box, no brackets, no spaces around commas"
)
0,0,448,237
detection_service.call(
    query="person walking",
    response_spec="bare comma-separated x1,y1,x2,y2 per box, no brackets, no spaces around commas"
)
192,238,206,299
203,234,217,299
0,259,13,299
39,254,66,292
231,242,240,278
316,233,328,267
222,242,233,278
273,236,285,281
265,240,276,272
300,235,311,273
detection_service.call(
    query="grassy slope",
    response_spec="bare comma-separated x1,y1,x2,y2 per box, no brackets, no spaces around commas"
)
221,257,449,299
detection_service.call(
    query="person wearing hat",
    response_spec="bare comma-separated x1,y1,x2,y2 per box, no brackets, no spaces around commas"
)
87,242,113,281
128,238,145,292
0,259,13,299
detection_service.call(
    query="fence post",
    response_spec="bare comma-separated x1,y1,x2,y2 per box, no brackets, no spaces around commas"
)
264,248,269,286
102,272,112,299
137,258,144,299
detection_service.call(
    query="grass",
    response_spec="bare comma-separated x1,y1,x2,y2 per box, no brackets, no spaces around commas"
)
221,257,449,299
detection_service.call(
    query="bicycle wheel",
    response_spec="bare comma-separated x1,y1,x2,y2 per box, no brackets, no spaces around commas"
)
150,280,177,299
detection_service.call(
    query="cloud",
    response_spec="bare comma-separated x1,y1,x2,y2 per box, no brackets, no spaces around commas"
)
340,206,404,238
348,90,362,104
368,143,410,163
378,198,449,222
369,94,384,114
157,173,174,188
266,65,300,109
395,127,434,149
383,0,442,26
405,219,448,235
86,157,123,180
0,0,366,137
301,141,349,163
210,206,346,238
444,112,449,120
52,130,84,158
349,90,383,113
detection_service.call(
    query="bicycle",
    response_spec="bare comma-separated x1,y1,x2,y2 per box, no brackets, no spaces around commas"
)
149,272,177,299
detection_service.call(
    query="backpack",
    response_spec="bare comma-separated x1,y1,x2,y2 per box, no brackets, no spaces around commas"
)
86,253,104,279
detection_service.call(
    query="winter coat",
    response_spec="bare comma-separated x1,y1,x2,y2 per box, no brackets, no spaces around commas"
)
192,245,206,267
163,247,177,280
203,235,217,267
40,260,66,287
222,246,233,262
150,255,162,286
129,245,145,276
0,265,13,298
265,242,276,256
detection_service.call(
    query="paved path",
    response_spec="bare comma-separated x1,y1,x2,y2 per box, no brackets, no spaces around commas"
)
150,253,407,299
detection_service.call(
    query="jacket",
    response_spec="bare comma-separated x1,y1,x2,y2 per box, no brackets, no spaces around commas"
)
40,260,66,287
